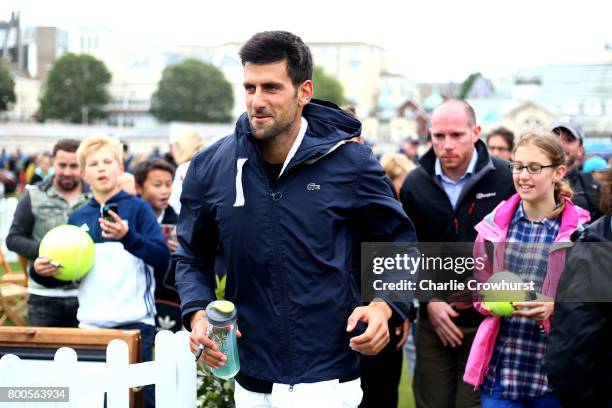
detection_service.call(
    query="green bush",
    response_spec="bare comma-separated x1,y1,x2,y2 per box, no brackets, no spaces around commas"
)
197,365,235,408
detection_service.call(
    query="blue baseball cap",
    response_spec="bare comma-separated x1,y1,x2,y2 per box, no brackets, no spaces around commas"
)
582,156,610,173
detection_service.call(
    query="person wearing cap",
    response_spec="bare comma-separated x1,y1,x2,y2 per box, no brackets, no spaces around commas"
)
582,156,610,182
401,135,421,162
550,116,603,221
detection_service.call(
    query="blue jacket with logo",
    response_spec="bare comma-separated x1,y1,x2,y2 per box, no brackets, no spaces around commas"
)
38,191,170,327
175,100,417,385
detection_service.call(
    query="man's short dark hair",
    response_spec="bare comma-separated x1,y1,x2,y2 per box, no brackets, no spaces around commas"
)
239,31,313,87
133,159,176,186
487,127,515,150
52,139,80,157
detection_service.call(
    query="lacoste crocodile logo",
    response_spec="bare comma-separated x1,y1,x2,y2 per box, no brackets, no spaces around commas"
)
307,183,321,191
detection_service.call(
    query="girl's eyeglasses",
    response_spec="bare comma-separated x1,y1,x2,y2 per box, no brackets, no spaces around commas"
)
509,162,555,174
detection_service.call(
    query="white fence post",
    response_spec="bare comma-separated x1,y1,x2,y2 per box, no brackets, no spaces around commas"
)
107,338,130,408
0,331,197,407
0,354,26,408
175,331,197,407
54,347,78,408
155,330,175,408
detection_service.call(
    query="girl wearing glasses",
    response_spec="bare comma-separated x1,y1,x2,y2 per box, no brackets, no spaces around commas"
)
464,132,590,407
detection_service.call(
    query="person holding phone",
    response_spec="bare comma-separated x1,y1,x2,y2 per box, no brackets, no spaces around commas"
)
41,135,170,408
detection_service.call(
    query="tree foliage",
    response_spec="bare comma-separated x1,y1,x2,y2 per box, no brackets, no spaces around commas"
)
150,59,234,123
0,63,16,112
39,53,111,123
312,66,346,106
458,72,481,100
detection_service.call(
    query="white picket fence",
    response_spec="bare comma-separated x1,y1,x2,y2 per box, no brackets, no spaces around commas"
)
0,330,197,407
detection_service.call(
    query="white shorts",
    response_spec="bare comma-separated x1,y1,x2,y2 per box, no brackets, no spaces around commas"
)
234,377,362,408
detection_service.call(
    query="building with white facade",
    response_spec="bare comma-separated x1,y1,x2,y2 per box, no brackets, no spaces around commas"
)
309,42,388,117
513,62,612,135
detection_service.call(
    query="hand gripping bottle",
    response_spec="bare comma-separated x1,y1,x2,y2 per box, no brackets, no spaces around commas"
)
206,300,240,379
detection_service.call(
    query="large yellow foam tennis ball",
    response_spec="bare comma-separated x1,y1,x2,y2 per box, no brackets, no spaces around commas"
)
482,271,527,317
39,225,95,281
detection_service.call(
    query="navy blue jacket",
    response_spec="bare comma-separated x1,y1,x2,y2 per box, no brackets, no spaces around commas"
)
68,191,170,272
175,100,417,385
31,191,170,289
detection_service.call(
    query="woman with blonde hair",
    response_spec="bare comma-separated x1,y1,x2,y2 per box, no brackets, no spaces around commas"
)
464,132,590,407
380,152,416,198
168,127,204,213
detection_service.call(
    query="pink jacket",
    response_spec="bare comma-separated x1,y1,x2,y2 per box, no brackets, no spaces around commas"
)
463,193,590,389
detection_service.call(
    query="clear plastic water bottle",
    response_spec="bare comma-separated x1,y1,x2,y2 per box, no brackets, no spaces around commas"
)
206,300,240,379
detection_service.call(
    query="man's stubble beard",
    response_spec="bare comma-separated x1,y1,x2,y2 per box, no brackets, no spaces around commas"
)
56,177,80,192
565,153,578,171
251,119,293,143
250,106,299,144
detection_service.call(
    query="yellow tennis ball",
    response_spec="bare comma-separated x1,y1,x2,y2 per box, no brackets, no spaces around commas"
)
481,271,526,317
483,301,516,317
39,225,95,281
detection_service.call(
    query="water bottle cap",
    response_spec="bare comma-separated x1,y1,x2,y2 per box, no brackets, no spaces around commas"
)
206,300,237,326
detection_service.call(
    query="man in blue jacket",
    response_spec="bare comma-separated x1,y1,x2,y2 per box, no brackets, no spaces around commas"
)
175,31,416,407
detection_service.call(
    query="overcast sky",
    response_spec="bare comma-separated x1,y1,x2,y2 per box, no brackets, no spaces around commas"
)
2,0,611,82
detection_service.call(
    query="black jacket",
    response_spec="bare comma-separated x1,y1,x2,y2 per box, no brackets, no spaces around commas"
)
566,168,603,222
155,204,179,303
399,140,515,325
399,139,515,243
160,205,178,225
545,214,612,407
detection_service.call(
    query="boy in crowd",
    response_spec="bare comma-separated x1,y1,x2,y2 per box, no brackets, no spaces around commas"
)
134,158,181,332
134,159,177,229
36,135,170,407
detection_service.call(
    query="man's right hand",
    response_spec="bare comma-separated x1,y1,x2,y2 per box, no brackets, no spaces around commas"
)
189,310,227,368
33,256,60,277
167,239,178,253
427,301,464,348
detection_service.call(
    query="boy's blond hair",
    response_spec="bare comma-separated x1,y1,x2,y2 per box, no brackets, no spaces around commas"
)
77,135,124,168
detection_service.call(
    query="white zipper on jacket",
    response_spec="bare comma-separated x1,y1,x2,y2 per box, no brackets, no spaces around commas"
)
233,158,248,207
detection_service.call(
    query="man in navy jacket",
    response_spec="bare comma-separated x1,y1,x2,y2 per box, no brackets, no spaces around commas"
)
175,31,416,406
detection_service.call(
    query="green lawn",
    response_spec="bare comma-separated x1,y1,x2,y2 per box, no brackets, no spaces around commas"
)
398,353,415,408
